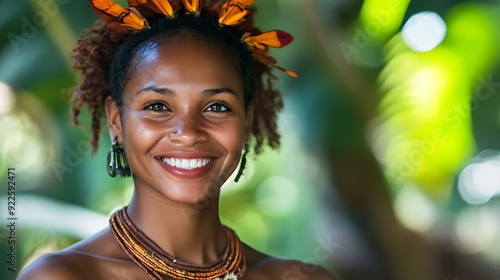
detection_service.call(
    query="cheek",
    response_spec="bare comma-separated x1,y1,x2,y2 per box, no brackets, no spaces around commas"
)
209,119,246,153
122,113,166,156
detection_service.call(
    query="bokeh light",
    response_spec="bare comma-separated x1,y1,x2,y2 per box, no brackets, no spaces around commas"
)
458,152,500,205
0,96,54,190
0,82,15,115
453,206,498,254
402,11,447,52
394,185,437,232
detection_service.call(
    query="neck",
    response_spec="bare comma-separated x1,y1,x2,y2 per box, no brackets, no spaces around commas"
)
125,183,226,266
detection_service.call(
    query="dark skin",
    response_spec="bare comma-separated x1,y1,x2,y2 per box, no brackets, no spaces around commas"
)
18,33,336,280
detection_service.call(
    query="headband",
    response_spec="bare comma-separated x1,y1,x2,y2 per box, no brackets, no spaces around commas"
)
90,0,297,77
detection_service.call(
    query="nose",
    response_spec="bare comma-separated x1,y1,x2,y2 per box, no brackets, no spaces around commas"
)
168,113,208,146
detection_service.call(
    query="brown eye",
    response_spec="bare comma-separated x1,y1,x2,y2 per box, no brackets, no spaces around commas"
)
144,102,168,112
206,103,230,113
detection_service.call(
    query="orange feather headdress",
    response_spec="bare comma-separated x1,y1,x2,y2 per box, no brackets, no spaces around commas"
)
89,0,297,77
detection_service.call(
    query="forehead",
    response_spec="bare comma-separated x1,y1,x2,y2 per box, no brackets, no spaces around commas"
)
124,33,243,96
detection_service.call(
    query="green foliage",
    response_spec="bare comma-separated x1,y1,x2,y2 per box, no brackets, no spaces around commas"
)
377,4,500,199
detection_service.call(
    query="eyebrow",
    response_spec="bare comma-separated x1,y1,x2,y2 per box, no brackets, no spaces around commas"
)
136,86,239,98
136,86,174,96
202,87,238,97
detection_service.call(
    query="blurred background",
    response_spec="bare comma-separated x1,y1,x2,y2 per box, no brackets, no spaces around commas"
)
1,0,500,279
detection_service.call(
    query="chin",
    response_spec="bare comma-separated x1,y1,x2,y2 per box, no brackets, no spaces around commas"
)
159,180,221,206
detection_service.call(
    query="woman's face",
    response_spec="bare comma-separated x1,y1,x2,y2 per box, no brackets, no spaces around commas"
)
106,33,252,205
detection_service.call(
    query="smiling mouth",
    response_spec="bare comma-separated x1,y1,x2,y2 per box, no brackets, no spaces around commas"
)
161,157,212,170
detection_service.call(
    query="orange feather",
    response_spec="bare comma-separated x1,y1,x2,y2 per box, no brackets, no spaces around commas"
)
233,0,254,5
182,0,200,14
243,30,293,50
128,0,145,5
276,66,298,78
91,0,148,30
128,0,175,17
218,0,253,26
151,0,175,16
253,50,298,78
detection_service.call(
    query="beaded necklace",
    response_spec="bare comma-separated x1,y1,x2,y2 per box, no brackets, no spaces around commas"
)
109,207,246,280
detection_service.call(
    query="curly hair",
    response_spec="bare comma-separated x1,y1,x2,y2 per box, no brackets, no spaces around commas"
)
71,0,284,155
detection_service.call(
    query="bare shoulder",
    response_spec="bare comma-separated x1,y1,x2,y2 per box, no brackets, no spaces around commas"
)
18,227,131,280
17,251,84,280
243,244,337,280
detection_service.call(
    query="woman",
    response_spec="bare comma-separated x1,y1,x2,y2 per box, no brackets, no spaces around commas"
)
19,0,335,279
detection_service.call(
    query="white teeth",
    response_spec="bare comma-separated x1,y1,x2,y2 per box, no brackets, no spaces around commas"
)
162,157,212,170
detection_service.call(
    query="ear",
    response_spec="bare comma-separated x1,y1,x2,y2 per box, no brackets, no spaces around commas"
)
105,96,123,142
243,106,254,142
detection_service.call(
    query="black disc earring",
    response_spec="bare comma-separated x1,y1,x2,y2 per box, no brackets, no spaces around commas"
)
106,136,131,178
234,143,249,182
